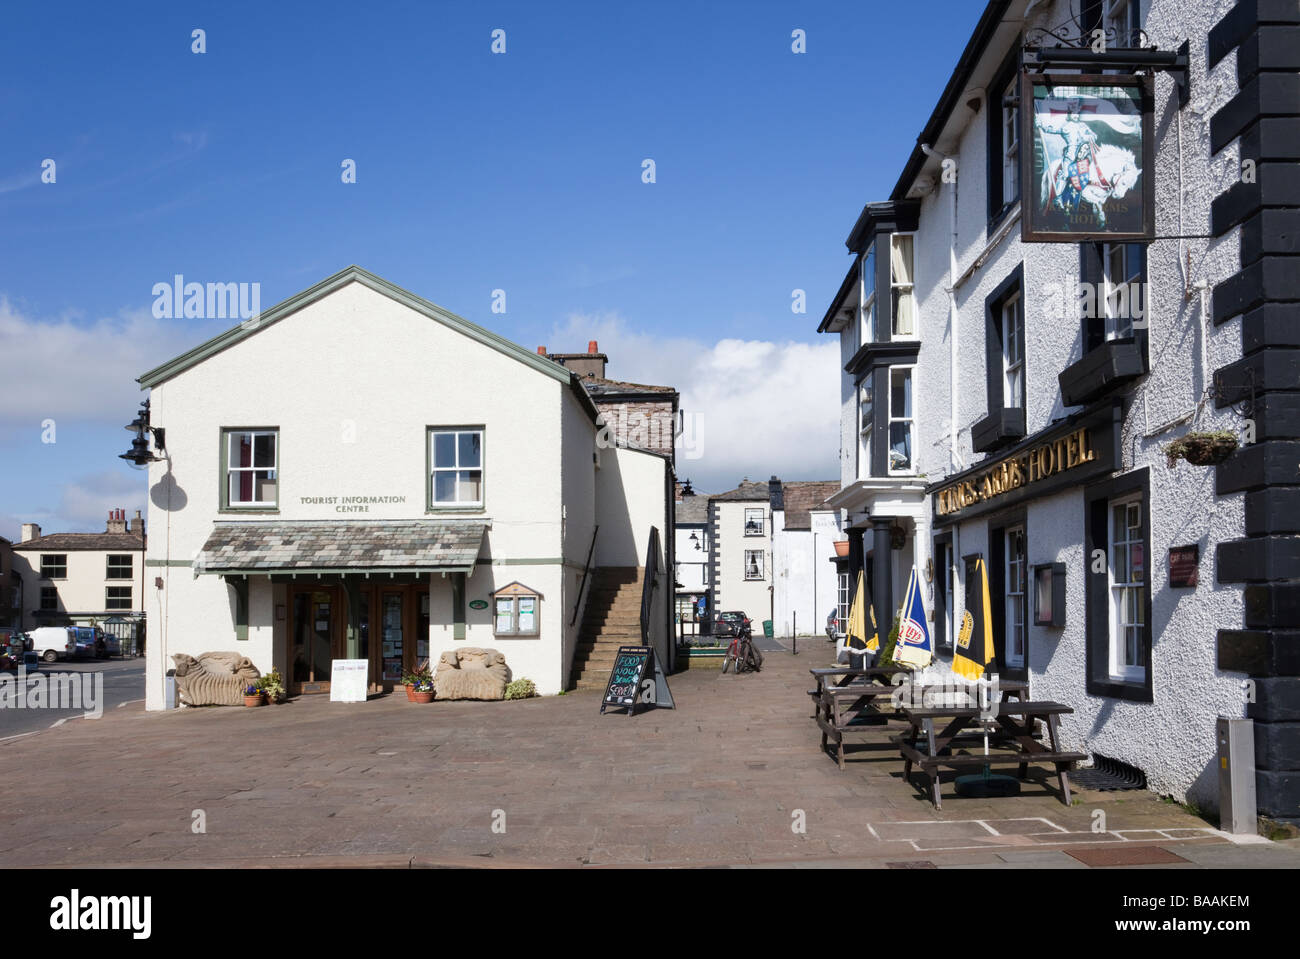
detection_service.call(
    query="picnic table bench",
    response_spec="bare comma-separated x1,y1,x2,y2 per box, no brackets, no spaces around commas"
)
893,700,1088,809
812,666,1028,771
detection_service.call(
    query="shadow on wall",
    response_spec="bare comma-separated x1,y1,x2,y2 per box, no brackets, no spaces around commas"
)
593,450,637,568
150,472,187,511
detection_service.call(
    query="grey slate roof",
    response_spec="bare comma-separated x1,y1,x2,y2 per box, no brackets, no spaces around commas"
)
195,520,489,574
15,532,146,552
710,481,770,503
675,494,712,525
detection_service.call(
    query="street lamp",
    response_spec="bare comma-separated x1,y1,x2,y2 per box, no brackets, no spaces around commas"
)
119,398,166,469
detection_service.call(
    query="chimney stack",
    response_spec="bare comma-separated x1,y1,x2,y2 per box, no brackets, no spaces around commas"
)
20,523,40,543
130,509,144,536
107,508,128,534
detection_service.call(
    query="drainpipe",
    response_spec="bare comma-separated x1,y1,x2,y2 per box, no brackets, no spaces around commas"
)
921,142,960,473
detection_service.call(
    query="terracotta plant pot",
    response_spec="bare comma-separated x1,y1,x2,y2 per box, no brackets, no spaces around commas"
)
833,540,850,557
404,684,417,702
411,690,434,704
243,694,263,707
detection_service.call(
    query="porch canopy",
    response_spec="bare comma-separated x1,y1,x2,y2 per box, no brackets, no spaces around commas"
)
193,520,490,577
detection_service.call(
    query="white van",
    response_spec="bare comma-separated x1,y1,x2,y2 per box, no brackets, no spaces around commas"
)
28,626,72,663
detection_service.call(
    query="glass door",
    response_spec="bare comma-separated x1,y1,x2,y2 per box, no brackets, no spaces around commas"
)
291,587,337,690
380,591,405,684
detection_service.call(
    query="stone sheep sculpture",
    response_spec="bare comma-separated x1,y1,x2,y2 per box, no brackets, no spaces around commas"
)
433,647,510,701
172,651,261,706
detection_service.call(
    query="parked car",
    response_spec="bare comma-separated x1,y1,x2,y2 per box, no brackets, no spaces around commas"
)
713,610,752,638
67,626,103,660
29,626,72,663
100,632,121,657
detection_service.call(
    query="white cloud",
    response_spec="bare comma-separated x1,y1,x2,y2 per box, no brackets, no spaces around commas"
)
0,469,147,540
548,313,841,492
0,298,226,431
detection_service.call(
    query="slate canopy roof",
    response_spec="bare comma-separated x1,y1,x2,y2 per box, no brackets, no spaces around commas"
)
194,520,490,576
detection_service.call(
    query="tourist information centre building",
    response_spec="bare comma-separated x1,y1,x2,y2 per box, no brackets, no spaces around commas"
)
818,0,1299,825
136,266,672,708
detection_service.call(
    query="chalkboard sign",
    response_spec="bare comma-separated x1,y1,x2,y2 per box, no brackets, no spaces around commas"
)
600,645,674,715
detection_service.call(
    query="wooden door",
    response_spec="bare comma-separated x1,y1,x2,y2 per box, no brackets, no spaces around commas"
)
290,586,342,693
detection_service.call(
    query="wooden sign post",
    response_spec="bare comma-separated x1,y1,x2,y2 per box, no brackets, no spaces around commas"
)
600,645,675,716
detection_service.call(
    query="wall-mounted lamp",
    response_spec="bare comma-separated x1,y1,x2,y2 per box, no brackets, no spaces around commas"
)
119,398,165,469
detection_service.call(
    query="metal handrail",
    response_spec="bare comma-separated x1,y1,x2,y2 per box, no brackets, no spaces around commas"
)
570,525,599,627
640,526,660,644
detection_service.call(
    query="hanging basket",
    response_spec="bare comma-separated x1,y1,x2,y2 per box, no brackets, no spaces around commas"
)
1164,431,1238,468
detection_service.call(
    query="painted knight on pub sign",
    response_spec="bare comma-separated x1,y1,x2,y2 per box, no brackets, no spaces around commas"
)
1021,74,1154,242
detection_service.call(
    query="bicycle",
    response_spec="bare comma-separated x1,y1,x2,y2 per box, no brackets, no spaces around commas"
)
721,620,763,674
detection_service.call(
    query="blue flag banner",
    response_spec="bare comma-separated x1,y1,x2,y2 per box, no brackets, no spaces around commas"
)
894,567,933,668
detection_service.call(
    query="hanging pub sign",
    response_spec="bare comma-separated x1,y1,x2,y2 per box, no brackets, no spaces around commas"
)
1020,73,1154,243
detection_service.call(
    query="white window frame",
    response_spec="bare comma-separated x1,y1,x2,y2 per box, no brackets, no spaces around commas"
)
859,372,873,476
1002,74,1020,203
860,244,877,345
1005,526,1026,669
1002,292,1024,409
429,427,485,508
106,554,133,580
837,571,849,636
1104,0,1144,47
41,554,67,580
889,233,916,338
744,550,765,581
743,508,765,537
493,594,540,637
886,365,916,475
224,429,279,509
1102,243,1142,341
1107,493,1146,682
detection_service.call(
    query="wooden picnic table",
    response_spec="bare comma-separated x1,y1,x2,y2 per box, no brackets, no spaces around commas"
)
893,700,1088,809
812,667,1028,771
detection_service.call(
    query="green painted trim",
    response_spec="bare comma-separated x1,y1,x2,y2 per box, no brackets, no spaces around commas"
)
199,566,474,576
230,578,249,641
219,427,280,511
145,559,193,567
426,425,486,512
452,573,466,641
137,266,574,390
343,577,362,659
474,557,567,567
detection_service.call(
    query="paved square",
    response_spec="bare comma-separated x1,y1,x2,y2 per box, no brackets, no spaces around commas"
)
4,647,1298,868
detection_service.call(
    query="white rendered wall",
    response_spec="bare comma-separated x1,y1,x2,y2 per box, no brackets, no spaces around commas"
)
144,280,571,707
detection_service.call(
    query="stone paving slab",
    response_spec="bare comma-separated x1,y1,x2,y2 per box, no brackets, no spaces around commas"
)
4,648,1300,868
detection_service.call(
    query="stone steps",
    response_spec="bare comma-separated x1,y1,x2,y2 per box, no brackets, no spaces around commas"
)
568,567,649,689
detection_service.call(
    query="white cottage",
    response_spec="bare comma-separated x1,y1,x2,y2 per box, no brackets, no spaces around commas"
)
137,266,672,708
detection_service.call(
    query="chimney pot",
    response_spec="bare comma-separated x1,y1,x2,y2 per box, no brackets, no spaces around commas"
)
537,346,547,356
588,340,598,354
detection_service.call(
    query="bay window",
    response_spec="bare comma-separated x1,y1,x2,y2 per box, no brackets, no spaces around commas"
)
889,234,915,337
887,366,915,474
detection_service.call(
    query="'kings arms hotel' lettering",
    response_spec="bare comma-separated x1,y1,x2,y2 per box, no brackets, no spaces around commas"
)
936,427,1095,517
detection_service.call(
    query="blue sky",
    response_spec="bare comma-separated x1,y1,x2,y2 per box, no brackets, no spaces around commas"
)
0,0,985,536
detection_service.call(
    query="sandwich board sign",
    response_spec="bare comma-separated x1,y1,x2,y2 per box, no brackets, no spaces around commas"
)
600,645,675,716
330,659,368,703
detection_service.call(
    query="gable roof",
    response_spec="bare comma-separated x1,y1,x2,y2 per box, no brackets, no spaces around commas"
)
710,481,770,503
778,481,841,530
136,266,598,421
